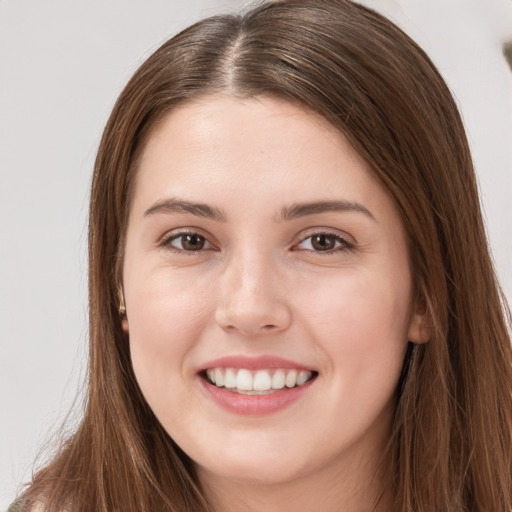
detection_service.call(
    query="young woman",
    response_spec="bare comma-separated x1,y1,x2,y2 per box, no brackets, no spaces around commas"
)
15,0,512,510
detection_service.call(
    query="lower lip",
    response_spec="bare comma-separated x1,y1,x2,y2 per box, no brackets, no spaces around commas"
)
199,377,315,415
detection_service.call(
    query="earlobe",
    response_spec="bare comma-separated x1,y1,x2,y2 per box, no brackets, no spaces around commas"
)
118,286,129,334
407,308,431,344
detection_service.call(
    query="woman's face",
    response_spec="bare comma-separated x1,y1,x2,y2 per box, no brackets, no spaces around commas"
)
122,95,426,487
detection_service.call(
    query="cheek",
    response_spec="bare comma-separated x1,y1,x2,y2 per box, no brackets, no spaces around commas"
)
128,265,215,339
297,268,411,438
126,269,216,400
298,266,412,371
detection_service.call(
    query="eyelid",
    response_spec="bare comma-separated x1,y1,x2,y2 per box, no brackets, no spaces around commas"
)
158,228,218,252
156,227,354,254
292,229,355,253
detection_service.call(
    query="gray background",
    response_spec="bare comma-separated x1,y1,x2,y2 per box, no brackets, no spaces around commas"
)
1,1,511,508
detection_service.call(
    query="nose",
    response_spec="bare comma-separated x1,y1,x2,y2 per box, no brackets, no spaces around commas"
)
215,249,292,336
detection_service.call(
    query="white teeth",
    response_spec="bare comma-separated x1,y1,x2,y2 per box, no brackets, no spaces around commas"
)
285,369,298,388
253,370,272,391
271,369,285,390
206,367,313,392
224,368,237,388
214,368,224,387
236,369,253,391
297,370,310,386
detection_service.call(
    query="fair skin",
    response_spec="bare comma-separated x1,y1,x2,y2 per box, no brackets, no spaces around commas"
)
122,95,428,512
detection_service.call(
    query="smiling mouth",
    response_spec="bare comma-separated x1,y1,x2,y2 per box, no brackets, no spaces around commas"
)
203,368,318,395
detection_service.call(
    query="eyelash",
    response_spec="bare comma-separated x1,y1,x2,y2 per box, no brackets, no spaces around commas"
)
160,231,217,253
159,230,354,255
293,232,354,254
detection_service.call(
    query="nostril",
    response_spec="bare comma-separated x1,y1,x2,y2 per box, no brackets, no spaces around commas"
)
215,289,292,335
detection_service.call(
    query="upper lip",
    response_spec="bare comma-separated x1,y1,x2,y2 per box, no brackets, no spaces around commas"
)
198,355,315,372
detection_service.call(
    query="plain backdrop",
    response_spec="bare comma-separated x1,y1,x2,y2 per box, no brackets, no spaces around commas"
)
1,1,511,509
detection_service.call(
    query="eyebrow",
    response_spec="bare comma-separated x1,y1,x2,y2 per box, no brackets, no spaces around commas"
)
279,200,375,221
143,197,375,223
144,198,227,222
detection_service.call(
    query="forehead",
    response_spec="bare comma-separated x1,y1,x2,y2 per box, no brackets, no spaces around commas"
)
130,94,394,224
139,94,351,166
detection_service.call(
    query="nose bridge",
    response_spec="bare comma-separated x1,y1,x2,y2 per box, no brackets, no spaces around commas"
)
233,246,268,295
215,244,291,335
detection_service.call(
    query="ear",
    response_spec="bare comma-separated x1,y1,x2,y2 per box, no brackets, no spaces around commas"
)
122,317,129,334
407,300,431,344
118,286,129,334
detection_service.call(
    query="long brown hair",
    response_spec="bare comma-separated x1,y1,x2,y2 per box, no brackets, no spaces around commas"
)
17,1,512,510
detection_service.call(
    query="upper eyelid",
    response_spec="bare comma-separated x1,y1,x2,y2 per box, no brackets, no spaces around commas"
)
300,233,349,243
158,227,214,245
160,232,218,254
157,227,355,249
293,234,353,252
294,228,355,246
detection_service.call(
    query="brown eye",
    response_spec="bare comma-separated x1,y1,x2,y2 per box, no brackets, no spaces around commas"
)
169,233,210,251
295,232,351,253
310,234,337,251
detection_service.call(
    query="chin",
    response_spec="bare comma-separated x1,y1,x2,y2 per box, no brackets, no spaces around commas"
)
189,431,322,487
198,455,310,487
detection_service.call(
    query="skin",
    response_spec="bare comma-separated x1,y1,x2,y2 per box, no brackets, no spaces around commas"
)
122,95,428,512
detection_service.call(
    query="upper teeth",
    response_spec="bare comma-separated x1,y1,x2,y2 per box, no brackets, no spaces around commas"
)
206,368,313,393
